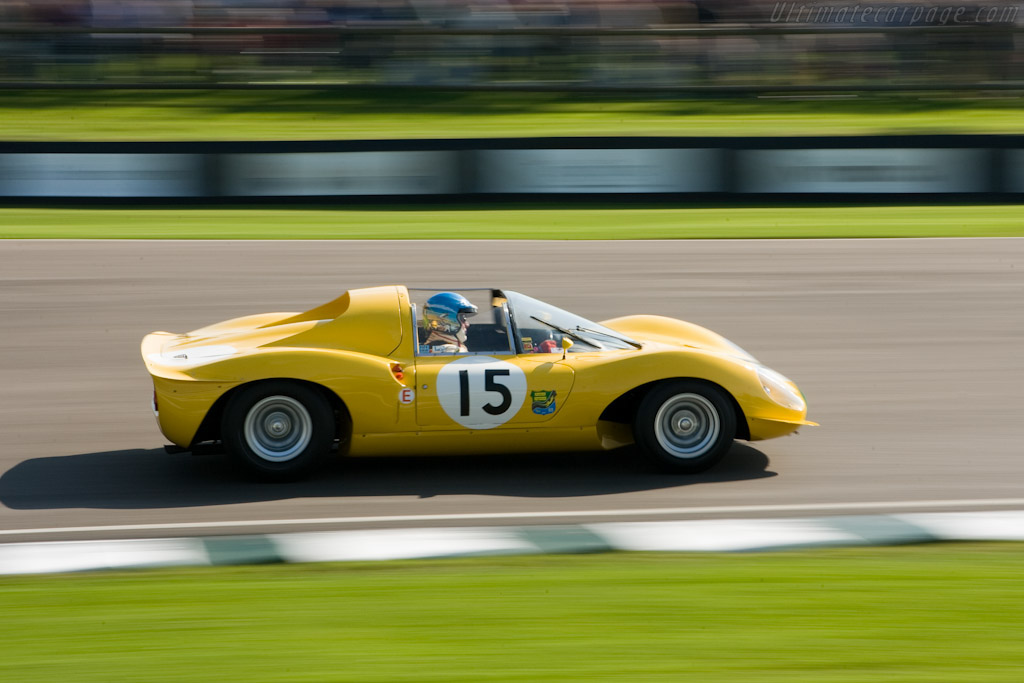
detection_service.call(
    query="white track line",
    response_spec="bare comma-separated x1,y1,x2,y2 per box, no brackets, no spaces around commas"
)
4,498,1024,538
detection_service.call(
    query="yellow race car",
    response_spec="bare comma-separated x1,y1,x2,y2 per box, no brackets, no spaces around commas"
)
142,286,814,480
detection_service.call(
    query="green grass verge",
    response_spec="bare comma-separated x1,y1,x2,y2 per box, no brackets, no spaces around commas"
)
2,546,1023,682
2,90,1024,140
2,204,1022,239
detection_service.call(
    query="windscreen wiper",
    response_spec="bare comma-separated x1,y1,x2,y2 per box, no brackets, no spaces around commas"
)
576,326,642,350
530,316,602,348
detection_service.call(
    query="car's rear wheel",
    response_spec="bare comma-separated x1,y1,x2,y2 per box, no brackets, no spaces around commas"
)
222,381,334,481
633,380,736,473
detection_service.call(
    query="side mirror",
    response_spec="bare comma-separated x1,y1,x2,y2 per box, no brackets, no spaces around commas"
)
561,336,574,360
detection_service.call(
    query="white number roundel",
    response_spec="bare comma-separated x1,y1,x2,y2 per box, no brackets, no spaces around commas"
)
436,356,527,429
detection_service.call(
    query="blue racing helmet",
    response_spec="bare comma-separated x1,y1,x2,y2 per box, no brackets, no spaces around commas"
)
424,292,478,334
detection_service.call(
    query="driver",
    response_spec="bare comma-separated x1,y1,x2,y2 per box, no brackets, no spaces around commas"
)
423,292,478,353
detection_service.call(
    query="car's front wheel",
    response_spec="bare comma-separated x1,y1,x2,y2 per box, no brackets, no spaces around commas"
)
222,381,335,481
633,380,736,473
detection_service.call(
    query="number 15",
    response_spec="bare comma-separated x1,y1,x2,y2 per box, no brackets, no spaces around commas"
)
459,368,512,417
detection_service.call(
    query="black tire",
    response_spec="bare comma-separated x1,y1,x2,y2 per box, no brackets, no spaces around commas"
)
221,381,335,481
633,380,736,474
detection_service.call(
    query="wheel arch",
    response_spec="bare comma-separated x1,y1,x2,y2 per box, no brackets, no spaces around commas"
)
598,377,750,441
190,378,352,447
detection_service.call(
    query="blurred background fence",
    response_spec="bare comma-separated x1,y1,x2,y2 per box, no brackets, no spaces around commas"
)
0,1,1021,92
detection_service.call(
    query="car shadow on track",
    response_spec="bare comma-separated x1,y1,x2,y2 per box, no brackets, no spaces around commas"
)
0,444,774,510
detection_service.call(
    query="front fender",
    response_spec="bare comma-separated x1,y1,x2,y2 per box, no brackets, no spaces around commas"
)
555,348,809,436
601,315,757,362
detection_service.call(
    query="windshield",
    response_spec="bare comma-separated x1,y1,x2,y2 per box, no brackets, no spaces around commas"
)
505,291,640,353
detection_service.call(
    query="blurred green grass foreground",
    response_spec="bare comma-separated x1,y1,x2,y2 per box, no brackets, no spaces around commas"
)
2,89,1024,140
2,546,1023,682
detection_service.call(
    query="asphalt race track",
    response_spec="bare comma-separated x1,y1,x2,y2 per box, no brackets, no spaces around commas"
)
1,238,1022,543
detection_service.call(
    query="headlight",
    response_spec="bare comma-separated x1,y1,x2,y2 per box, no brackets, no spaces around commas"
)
758,367,806,411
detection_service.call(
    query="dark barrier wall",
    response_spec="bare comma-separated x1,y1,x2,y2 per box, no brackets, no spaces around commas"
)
1,137,1022,199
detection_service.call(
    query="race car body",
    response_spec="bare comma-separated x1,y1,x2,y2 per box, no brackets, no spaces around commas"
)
142,286,815,479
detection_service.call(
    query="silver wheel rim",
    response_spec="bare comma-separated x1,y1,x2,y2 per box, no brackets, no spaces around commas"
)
243,395,312,463
653,393,720,459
